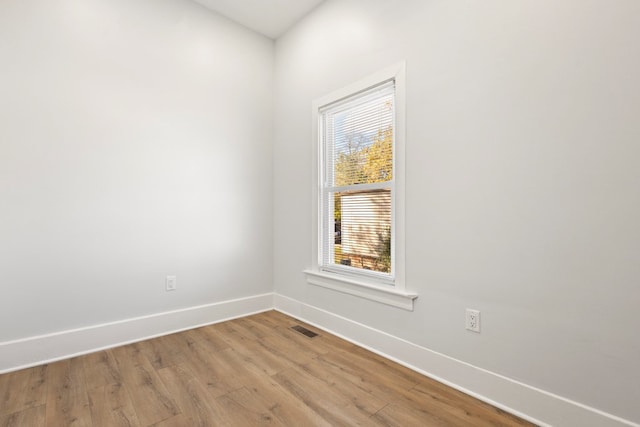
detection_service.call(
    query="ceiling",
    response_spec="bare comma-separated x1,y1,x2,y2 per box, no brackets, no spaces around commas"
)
192,0,325,39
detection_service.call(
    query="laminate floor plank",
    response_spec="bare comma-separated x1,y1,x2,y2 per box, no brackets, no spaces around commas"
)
350,344,427,385
259,331,323,366
0,310,535,427
171,342,239,399
148,413,191,427
393,386,496,427
87,383,139,427
136,334,186,371
297,358,387,415
217,326,295,377
156,364,234,427
234,316,275,340
110,348,180,426
211,319,258,343
199,344,331,426
273,365,377,426
0,364,47,417
236,368,333,427
109,342,146,367
183,326,231,353
82,351,121,391
411,379,532,427
315,351,475,425
0,405,46,427
314,350,419,396
45,358,92,426
372,401,458,427
220,386,286,426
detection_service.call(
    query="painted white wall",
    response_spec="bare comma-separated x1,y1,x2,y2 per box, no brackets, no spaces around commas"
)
0,0,274,341
274,0,640,424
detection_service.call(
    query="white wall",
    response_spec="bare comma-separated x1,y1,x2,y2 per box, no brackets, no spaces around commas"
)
274,0,640,424
0,0,274,341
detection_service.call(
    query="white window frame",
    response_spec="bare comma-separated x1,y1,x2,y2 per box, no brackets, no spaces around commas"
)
304,63,417,311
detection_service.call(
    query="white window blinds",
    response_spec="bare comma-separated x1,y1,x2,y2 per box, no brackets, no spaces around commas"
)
319,80,395,282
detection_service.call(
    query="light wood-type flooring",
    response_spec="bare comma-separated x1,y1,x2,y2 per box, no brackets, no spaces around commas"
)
0,310,535,426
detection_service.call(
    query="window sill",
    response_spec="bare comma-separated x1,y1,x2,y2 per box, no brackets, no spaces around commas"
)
304,270,418,311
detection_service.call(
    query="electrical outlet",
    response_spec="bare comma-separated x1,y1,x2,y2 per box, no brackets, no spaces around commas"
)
166,275,177,291
465,309,480,333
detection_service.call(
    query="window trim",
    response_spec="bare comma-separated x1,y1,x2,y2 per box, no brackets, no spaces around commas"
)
305,62,416,311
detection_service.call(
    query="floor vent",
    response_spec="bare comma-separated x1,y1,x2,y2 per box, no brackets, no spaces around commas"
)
291,325,319,338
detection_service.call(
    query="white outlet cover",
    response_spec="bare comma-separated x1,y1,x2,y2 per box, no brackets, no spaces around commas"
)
166,275,177,291
465,309,480,333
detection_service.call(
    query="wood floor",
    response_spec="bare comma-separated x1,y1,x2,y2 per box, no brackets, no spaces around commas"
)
0,310,535,426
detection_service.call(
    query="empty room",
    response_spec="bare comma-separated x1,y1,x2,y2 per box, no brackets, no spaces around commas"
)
1,0,638,426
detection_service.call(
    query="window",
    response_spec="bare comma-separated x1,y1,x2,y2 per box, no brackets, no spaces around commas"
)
305,63,416,310
321,81,395,281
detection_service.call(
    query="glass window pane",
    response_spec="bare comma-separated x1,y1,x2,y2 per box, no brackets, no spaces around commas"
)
329,94,394,186
331,190,391,273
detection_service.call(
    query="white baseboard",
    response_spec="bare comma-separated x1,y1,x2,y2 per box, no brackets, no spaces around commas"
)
0,293,274,374
274,293,638,427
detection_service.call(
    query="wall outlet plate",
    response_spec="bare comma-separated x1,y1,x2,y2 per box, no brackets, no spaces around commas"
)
465,309,480,333
166,275,177,291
